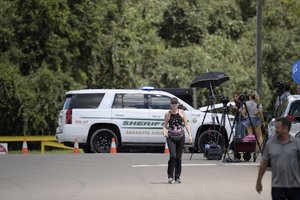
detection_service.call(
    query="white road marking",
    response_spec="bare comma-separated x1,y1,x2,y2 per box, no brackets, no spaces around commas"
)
132,164,217,168
223,163,260,166
132,163,260,168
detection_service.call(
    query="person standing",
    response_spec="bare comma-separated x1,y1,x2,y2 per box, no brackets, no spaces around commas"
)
230,91,246,138
256,117,300,199
242,90,264,146
274,84,291,116
163,97,192,184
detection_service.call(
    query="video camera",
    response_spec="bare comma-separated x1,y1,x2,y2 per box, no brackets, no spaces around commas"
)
219,95,229,106
238,94,248,103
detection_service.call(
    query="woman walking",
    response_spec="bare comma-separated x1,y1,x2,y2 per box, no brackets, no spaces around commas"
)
163,97,192,184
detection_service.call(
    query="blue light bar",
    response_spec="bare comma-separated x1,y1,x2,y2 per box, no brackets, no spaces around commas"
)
142,86,154,90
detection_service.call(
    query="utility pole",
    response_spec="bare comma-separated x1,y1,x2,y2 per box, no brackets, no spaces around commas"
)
256,0,263,97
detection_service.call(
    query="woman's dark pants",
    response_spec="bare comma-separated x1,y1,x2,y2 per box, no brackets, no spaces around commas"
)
167,136,185,179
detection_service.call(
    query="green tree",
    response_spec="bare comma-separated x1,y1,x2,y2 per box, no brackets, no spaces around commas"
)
18,67,75,135
159,1,207,47
13,0,71,74
1,0,300,137
262,0,300,100
0,61,22,136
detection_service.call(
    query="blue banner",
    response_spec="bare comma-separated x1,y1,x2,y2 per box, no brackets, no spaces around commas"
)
292,60,300,84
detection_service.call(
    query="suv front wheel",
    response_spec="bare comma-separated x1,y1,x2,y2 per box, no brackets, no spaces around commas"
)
90,129,118,153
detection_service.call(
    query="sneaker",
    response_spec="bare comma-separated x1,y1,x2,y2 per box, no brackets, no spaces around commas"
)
168,178,175,184
175,178,181,184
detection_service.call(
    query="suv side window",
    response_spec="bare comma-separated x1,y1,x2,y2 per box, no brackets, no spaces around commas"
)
64,93,105,109
112,93,146,109
149,94,170,109
289,101,300,116
277,98,289,117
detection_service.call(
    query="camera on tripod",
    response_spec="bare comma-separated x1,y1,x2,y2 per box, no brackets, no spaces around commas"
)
219,95,229,106
238,94,248,103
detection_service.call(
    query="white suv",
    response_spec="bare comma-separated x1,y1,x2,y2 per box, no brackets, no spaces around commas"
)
56,88,233,153
268,95,300,139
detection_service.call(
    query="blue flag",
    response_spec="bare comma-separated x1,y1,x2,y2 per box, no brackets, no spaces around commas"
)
292,60,300,84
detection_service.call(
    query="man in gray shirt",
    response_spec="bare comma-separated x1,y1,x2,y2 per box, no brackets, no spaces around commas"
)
256,117,300,199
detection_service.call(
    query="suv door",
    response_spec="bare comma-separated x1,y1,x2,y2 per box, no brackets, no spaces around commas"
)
287,100,300,136
111,93,150,143
147,94,170,143
270,98,300,138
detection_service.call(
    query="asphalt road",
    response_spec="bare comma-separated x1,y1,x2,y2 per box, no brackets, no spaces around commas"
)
0,153,272,200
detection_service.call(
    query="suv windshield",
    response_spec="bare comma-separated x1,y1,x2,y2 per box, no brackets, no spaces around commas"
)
63,93,105,109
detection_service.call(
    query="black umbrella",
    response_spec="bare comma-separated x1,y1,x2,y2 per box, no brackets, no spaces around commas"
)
190,71,229,88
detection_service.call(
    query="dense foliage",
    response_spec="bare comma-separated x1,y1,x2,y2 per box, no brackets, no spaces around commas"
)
0,0,299,135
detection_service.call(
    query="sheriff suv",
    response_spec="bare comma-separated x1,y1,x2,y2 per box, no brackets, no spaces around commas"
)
268,95,300,139
56,88,233,153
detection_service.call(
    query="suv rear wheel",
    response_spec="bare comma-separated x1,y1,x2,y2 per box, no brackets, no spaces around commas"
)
90,129,118,153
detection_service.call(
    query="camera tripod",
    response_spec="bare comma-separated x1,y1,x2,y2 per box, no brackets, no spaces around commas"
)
189,88,230,160
219,100,233,142
222,100,263,162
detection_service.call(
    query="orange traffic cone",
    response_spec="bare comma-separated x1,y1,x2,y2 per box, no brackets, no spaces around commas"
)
164,142,169,154
22,139,29,154
110,138,117,154
73,138,80,154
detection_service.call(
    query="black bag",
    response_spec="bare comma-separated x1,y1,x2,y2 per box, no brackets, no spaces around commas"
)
205,144,223,160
